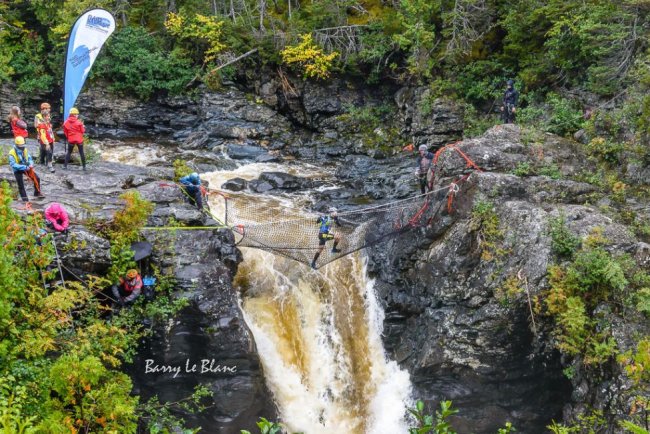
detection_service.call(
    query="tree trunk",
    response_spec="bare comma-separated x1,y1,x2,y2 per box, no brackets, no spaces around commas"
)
259,0,266,31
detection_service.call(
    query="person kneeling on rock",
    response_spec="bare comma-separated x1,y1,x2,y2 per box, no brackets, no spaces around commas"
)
112,269,142,307
179,172,205,210
45,202,69,234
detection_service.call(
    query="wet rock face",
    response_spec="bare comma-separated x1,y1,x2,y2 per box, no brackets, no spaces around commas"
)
395,86,464,147
0,138,276,433
129,229,275,434
366,125,644,432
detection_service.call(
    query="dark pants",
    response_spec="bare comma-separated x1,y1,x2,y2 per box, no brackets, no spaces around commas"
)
502,104,516,124
65,143,86,168
419,168,433,194
14,170,41,201
184,186,203,210
39,142,54,165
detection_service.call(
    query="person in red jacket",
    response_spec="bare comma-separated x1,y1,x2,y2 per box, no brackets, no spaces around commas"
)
34,102,56,172
112,269,143,306
7,106,28,138
63,107,86,171
44,202,70,233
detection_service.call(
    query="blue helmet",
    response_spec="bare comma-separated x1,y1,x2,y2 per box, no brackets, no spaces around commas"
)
189,172,200,184
507,79,515,87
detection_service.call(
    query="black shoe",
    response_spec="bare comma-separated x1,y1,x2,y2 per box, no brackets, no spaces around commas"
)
34,193,45,199
311,261,317,270
331,248,341,253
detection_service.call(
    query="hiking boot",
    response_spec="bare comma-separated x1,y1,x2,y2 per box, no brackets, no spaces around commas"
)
311,261,317,270
331,248,342,253
34,193,46,199
49,164,55,173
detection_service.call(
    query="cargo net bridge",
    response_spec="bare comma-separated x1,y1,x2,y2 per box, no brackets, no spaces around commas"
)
212,144,481,269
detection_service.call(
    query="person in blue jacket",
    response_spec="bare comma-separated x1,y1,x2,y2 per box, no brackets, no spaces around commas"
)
8,136,44,202
180,172,203,210
311,207,342,269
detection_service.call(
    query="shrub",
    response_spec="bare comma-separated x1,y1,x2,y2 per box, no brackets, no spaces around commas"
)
545,94,584,137
281,34,339,80
94,27,197,100
107,191,154,282
548,215,581,259
470,200,505,262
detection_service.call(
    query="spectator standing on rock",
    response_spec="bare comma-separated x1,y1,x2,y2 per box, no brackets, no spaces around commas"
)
500,79,519,124
7,106,28,139
415,144,435,195
63,107,86,171
34,102,56,173
8,136,44,202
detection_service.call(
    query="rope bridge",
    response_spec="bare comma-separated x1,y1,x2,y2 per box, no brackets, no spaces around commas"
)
211,143,482,269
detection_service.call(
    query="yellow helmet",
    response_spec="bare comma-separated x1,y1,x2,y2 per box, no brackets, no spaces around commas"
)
14,136,25,145
69,107,79,115
126,269,138,279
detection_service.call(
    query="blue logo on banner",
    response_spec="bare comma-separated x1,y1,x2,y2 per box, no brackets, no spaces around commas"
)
87,15,111,28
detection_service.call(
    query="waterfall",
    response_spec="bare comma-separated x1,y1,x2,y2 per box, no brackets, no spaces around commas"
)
98,139,412,432
204,164,412,434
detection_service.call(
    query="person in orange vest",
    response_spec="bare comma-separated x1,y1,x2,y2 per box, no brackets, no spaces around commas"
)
8,136,44,202
34,102,56,173
112,269,143,306
63,107,86,171
7,106,28,139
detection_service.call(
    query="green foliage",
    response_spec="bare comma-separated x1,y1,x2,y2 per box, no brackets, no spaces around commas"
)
470,200,505,262
392,0,437,79
512,162,532,177
543,227,650,365
174,159,194,181
241,417,284,434
106,191,154,282
547,410,608,434
544,94,584,137
94,27,197,100
620,420,650,434
618,338,650,385
408,400,459,434
165,12,226,65
140,385,210,434
8,33,54,94
281,34,339,80
635,288,650,316
539,164,562,180
586,137,625,165
548,215,581,259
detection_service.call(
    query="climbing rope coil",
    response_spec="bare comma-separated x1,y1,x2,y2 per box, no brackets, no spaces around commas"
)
209,143,483,269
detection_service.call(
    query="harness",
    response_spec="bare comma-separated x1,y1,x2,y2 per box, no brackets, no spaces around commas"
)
318,216,334,234
9,147,29,167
